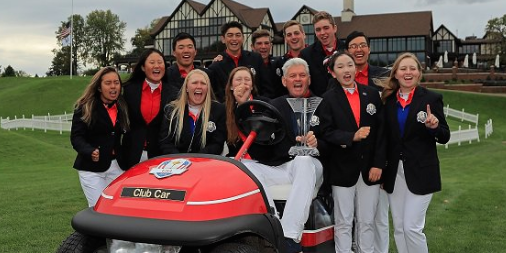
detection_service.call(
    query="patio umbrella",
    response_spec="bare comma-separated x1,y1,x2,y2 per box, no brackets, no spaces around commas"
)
436,55,443,68
472,52,477,65
462,54,469,68
444,51,448,63
495,54,500,67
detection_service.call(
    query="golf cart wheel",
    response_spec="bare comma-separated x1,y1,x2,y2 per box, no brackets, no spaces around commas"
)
210,243,260,253
56,231,106,253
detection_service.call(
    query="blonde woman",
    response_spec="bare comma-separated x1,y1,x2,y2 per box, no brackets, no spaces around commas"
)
70,66,129,207
382,53,450,253
159,69,226,154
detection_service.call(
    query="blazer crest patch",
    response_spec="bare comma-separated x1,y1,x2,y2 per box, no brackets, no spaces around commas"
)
207,121,216,132
310,115,320,126
417,111,427,123
366,103,377,115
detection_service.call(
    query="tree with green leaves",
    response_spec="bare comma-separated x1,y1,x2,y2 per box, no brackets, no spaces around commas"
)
130,18,159,56
84,10,126,67
47,48,70,76
485,14,506,66
2,65,16,77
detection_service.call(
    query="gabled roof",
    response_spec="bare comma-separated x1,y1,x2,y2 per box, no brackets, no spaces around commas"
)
434,24,458,39
336,11,433,39
187,0,206,13
220,0,273,29
150,16,169,36
151,0,276,36
290,5,318,21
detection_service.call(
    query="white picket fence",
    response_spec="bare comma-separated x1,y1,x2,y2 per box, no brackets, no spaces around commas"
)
0,108,495,147
485,119,493,138
440,104,493,148
443,104,479,125
0,113,72,134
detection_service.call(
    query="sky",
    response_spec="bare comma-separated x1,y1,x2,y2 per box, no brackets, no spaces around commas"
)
0,0,503,76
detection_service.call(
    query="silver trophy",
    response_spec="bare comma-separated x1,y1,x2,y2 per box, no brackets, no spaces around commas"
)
286,97,322,156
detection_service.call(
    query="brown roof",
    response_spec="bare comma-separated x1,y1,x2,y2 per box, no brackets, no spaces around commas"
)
150,16,169,36
239,8,269,28
336,11,433,39
187,0,206,13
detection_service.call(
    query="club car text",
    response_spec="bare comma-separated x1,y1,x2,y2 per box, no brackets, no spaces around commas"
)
121,187,186,201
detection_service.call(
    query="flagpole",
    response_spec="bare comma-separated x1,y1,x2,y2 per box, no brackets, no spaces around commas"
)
70,0,73,79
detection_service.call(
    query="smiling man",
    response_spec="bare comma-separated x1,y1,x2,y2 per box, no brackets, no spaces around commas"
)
242,58,329,253
300,11,343,97
208,21,266,102
166,32,212,92
250,29,284,99
272,20,307,98
345,31,390,92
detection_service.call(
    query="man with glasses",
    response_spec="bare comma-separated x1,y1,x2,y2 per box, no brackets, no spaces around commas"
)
345,31,390,91
345,30,390,253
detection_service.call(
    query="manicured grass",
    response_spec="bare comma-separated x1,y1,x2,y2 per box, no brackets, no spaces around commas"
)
1,78,505,252
0,129,86,252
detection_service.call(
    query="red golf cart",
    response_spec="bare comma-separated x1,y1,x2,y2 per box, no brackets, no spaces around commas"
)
57,100,334,253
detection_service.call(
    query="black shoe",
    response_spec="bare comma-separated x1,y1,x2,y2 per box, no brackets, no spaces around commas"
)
285,237,302,253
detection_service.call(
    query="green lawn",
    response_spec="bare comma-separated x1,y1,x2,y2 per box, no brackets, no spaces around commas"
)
1,77,506,252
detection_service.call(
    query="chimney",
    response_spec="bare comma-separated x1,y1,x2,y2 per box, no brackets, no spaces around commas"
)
341,0,355,22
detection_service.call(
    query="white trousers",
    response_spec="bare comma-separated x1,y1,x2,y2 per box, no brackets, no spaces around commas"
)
242,156,323,241
374,188,390,253
388,161,432,253
78,159,123,207
332,173,380,253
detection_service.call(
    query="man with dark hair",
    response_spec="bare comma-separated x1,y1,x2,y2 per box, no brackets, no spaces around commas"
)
166,32,212,91
208,21,266,102
345,31,390,91
250,29,283,98
300,11,343,96
271,20,307,98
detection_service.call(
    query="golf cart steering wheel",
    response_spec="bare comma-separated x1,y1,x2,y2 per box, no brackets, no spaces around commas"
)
235,100,286,145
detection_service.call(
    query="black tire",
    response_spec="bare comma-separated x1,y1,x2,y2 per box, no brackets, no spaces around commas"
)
56,231,106,253
209,243,261,253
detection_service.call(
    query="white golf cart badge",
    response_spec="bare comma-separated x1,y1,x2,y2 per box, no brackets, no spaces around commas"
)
417,111,427,123
366,103,377,115
150,159,191,179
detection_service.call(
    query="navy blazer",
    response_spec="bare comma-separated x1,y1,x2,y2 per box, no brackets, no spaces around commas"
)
383,86,450,195
300,40,344,97
207,50,267,102
118,80,178,170
319,84,386,187
71,100,126,172
159,101,226,155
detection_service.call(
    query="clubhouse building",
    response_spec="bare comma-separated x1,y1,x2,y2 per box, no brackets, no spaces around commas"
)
116,0,502,70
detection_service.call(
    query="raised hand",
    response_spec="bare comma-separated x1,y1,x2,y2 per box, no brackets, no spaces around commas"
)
425,104,439,129
233,84,252,105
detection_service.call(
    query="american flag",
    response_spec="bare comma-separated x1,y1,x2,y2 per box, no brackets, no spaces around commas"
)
59,22,71,39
